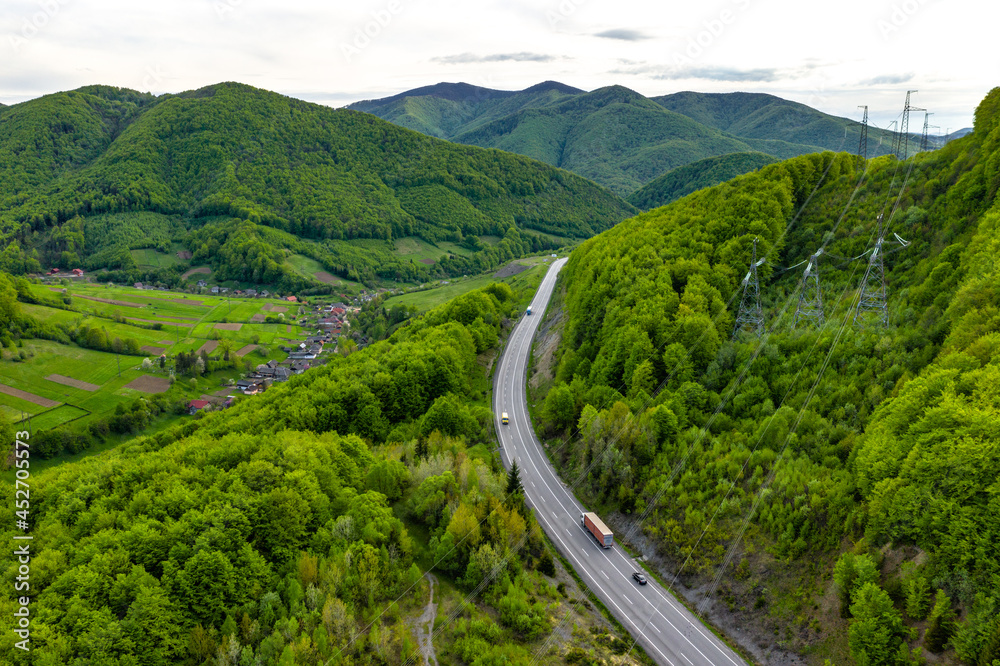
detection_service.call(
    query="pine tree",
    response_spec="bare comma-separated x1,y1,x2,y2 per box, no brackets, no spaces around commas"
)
506,459,523,496
925,589,955,653
979,618,1000,666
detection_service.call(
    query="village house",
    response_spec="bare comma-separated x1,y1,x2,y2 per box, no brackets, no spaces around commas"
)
279,359,311,375
187,399,211,415
235,379,264,395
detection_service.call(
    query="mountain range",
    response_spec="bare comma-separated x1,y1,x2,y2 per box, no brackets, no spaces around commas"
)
0,83,635,285
350,82,913,196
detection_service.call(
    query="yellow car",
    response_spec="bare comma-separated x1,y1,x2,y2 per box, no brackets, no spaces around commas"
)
501,412,509,425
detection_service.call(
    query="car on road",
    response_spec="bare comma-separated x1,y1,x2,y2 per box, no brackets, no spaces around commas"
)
632,572,647,585
501,412,509,425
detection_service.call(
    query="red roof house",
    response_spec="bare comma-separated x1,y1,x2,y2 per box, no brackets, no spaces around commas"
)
187,399,211,415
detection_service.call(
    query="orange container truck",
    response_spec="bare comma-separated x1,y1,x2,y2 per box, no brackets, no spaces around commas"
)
581,512,614,548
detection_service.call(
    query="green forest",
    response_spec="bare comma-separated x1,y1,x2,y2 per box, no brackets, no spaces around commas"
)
0,83,634,285
529,87,1000,663
0,280,638,665
351,83,904,197
628,152,779,210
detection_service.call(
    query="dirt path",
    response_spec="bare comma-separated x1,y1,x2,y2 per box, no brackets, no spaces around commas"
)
415,573,438,666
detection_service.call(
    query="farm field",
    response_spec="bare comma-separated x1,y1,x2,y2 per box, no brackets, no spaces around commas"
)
385,256,557,312
392,236,475,264
130,246,186,269
0,340,147,430
9,282,321,436
284,253,363,293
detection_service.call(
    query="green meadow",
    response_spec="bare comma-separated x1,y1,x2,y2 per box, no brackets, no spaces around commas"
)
8,283,318,434
386,256,556,312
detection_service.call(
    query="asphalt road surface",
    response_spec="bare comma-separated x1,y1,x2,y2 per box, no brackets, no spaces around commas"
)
493,258,748,666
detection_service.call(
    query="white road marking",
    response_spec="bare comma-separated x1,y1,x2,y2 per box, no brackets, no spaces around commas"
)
624,595,632,605
681,653,692,665
602,571,609,580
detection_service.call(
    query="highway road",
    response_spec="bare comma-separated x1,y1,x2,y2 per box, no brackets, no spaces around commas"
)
493,258,748,666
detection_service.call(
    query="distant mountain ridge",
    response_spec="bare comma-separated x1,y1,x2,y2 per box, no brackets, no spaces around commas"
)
652,90,908,157
350,81,915,195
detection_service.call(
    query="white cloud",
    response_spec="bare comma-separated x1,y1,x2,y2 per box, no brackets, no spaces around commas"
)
0,0,994,130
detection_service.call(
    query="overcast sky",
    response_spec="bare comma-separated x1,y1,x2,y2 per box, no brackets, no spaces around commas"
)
2,0,996,134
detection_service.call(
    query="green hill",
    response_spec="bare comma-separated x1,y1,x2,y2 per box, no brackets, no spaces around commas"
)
451,85,755,195
350,82,906,196
628,151,778,209
652,90,922,157
532,87,1000,662
0,82,635,285
349,80,583,138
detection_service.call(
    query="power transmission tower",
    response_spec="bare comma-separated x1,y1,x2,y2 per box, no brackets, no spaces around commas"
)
854,215,888,327
920,112,934,152
898,90,924,160
794,250,824,328
888,120,899,155
857,105,869,164
733,238,765,338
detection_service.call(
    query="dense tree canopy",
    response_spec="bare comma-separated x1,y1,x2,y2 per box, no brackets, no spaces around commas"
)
533,87,1000,660
0,82,634,278
0,280,558,664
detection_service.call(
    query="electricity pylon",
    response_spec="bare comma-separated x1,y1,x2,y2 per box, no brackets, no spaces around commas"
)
854,215,888,327
733,238,765,338
794,250,824,328
897,90,924,160
857,105,869,164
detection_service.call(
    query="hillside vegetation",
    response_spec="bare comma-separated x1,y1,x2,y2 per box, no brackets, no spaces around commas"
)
350,81,905,196
531,87,1000,664
349,81,584,139
0,281,641,665
451,86,753,195
628,152,778,209
0,83,634,285
652,90,913,158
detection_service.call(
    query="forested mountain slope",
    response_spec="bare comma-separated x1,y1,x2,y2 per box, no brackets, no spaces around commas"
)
0,83,635,283
349,80,584,138
628,151,778,210
533,86,1000,664
652,90,913,158
0,281,636,665
349,82,909,197
452,85,755,195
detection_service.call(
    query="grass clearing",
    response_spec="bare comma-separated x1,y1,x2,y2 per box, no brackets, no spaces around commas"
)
285,253,327,282
386,259,555,313
130,247,186,269
392,236,473,263
29,404,89,430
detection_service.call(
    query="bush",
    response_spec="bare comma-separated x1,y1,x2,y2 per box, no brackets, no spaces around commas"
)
537,550,556,577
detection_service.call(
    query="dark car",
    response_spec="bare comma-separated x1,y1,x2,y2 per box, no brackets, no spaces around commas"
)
632,572,647,585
